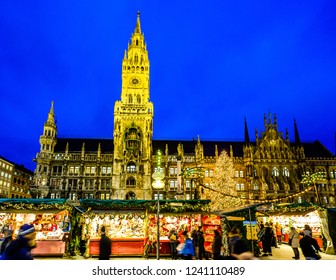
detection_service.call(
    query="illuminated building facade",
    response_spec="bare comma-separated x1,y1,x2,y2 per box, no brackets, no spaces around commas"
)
32,13,336,207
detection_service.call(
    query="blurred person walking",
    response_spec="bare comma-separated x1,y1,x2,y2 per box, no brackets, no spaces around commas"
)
0,224,36,260
228,227,249,255
0,229,13,257
299,230,321,260
178,231,195,260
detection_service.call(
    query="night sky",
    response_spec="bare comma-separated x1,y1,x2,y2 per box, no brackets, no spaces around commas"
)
1,1,336,172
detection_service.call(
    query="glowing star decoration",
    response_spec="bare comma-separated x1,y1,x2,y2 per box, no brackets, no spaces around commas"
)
209,150,242,211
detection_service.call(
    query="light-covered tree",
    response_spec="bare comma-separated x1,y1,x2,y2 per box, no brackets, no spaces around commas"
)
209,150,242,210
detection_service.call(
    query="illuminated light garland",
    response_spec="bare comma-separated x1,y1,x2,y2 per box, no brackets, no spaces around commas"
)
198,171,327,204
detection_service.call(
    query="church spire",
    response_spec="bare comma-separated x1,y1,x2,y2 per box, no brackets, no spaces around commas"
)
294,118,301,145
45,101,56,128
244,117,250,145
134,11,141,34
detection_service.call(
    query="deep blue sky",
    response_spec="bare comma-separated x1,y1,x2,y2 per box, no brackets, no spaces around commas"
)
1,1,336,172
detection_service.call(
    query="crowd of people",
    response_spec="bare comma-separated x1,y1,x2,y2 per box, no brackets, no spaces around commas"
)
0,222,323,260
166,225,253,260
257,221,322,260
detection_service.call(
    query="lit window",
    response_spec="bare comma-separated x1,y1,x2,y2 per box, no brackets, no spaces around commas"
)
239,171,244,177
272,167,279,176
126,163,136,173
102,166,112,175
283,167,290,177
169,180,177,190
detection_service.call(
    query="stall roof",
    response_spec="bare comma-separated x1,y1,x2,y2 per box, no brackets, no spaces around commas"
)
79,199,211,213
213,203,264,217
0,198,71,213
256,202,324,216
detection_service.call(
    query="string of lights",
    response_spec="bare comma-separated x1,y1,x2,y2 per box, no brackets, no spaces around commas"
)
183,169,327,204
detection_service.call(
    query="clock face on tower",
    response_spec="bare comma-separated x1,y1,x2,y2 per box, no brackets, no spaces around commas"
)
130,77,141,86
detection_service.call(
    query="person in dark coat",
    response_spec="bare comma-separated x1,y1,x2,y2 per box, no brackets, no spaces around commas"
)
212,229,222,260
99,226,111,260
168,227,178,260
299,230,321,260
228,227,249,255
0,229,13,256
0,224,36,260
260,222,274,256
197,226,208,260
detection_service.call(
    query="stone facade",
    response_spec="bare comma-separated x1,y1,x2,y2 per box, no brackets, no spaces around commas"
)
32,13,336,207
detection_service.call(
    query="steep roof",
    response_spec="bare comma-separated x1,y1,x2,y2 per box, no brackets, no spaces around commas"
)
54,138,333,158
300,140,333,158
54,138,113,153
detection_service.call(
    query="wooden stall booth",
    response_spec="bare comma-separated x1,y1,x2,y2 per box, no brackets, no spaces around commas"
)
256,202,329,251
0,198,72,257
80,199,149,257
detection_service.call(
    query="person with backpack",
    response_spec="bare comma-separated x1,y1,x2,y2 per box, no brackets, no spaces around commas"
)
168,227,178,259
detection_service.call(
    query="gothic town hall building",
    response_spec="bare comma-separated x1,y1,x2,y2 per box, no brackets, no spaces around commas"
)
32,13,336,207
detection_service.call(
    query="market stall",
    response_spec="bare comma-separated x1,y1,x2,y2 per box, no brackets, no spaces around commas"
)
79,199,151,257
79,199,212,258
145,200,212,257
256,202,330,251
146,212,202,256
0,198,71,257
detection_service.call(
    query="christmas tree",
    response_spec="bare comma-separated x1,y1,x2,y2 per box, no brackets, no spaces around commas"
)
209,149,242,210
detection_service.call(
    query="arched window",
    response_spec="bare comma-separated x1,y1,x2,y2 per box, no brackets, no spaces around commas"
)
126,177,136,187
283,167,290,177
126,191,137,200
137,94,141,104
272,167,279,176
128,95,133,104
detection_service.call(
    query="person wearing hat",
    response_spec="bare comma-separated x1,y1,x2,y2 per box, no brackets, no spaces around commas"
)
0,224,36,260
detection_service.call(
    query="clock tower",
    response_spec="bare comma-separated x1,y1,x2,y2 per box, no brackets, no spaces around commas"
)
112,12,153,199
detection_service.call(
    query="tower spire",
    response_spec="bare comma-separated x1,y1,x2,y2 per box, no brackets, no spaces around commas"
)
244,117,250,145
134,11,141,34
45,101,56,127
294,118,301,145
